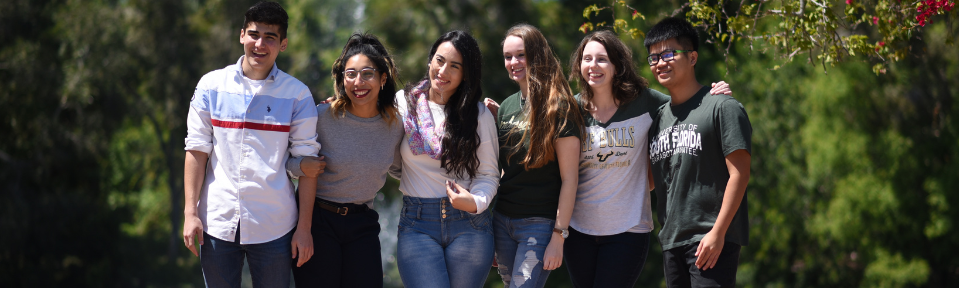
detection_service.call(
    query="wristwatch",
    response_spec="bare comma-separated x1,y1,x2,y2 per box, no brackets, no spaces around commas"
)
553,227,569,239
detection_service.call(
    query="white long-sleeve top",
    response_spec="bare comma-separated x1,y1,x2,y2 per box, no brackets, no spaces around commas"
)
394,91,499,214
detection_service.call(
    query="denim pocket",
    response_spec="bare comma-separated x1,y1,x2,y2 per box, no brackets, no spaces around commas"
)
398,213,415,231
468,211,492,234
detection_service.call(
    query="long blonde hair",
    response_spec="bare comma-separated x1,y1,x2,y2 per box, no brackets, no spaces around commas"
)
504,24,584,169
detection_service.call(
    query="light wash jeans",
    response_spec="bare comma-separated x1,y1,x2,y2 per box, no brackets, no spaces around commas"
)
396,196,494,288
492,211,556,288
200,226,293,288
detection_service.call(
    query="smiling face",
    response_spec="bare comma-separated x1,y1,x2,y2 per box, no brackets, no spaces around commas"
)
580,41,615,92
428,41,464,102
502,36,527,86
239,22,287,80
648,38,697,89
343,54,386,117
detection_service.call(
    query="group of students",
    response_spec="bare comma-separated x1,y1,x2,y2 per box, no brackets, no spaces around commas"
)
182,1,752,288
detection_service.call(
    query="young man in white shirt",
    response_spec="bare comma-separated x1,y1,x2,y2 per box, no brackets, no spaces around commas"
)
181,2,320,287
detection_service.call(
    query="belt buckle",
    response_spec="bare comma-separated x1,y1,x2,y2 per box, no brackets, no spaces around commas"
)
338,207,349,216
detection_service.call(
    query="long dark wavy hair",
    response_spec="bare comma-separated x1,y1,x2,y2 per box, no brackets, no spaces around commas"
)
330,32,399,123
503,24,584,169
570,30,649,109
404,30,483,179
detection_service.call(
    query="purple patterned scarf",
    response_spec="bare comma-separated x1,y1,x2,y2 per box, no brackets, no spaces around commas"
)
403,80,445,160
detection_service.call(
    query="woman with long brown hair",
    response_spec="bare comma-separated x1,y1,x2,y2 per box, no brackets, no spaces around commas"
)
490,23,583,288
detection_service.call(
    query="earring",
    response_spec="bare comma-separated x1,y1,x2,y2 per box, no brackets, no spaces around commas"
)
381,84,385,90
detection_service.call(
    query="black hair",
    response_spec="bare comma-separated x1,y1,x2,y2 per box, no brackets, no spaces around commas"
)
405,30,484,179
243,1,289,40
643,17,699,53
330,33,399,123
571,30,649,109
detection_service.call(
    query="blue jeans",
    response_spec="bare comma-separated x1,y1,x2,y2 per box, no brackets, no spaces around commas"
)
396,196,494,288
492,211,555,288
200,226,293,288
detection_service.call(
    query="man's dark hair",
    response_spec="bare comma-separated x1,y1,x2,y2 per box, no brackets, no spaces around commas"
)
243,1,289,40
644,17,699,53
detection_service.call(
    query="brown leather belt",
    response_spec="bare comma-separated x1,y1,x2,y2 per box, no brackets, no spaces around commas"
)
315,198,369,216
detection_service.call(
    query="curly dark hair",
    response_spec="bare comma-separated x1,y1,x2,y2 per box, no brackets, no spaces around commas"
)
404,30,484,179
570,30,649,109
330,32,399,123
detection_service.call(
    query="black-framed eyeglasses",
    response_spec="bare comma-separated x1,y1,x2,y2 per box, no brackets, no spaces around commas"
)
343,68,378,81
647,50,693,66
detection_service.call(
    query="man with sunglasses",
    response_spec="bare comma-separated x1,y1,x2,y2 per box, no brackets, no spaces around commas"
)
645,17,753,288
182,2,320,287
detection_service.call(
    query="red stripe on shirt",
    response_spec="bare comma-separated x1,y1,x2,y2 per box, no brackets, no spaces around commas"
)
212,119,291,132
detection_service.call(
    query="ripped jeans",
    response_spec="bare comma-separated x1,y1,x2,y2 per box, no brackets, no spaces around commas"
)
492,211,555,288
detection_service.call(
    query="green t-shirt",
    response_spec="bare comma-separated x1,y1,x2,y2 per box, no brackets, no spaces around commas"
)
648,86,752,250
495,91,581,219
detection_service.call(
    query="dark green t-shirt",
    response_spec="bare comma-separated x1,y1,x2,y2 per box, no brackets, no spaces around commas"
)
648,86,752,250
495,91,581,219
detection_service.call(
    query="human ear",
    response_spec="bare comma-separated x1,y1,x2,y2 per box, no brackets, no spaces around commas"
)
280,38,288,52
689,51,698,66
379,72,389,87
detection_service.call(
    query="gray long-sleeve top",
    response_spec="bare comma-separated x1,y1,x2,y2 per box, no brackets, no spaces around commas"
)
287,103,405,208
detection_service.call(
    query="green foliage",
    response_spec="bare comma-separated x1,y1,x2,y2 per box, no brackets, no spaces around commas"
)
579,2,646,39
2,0,958,287
585,0,958,74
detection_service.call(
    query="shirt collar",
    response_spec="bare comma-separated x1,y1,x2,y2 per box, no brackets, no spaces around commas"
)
233,56,279,82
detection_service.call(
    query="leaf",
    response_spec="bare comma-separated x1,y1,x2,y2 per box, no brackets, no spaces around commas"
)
582,5,599,19
614,19,628,29
579,22,594,34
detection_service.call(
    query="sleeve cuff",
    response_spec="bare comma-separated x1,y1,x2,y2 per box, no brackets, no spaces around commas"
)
471,194,490,214
286,155,306,178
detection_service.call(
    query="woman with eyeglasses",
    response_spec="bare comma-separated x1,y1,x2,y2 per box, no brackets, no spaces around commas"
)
392,30,500,288
286,32,404,287
563,30,729,287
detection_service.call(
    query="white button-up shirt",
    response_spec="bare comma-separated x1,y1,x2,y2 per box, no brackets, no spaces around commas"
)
185,56,320,244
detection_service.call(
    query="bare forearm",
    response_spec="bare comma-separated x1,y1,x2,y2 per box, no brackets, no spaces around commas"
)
184,150,209,216
553,136,580,229
555,179,576,229
713,150,751,234
296,177,316,230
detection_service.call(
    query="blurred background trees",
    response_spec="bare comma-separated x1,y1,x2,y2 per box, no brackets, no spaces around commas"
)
0,0,955,287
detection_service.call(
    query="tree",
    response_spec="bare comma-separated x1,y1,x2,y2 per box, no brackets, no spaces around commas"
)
581,0,957,74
